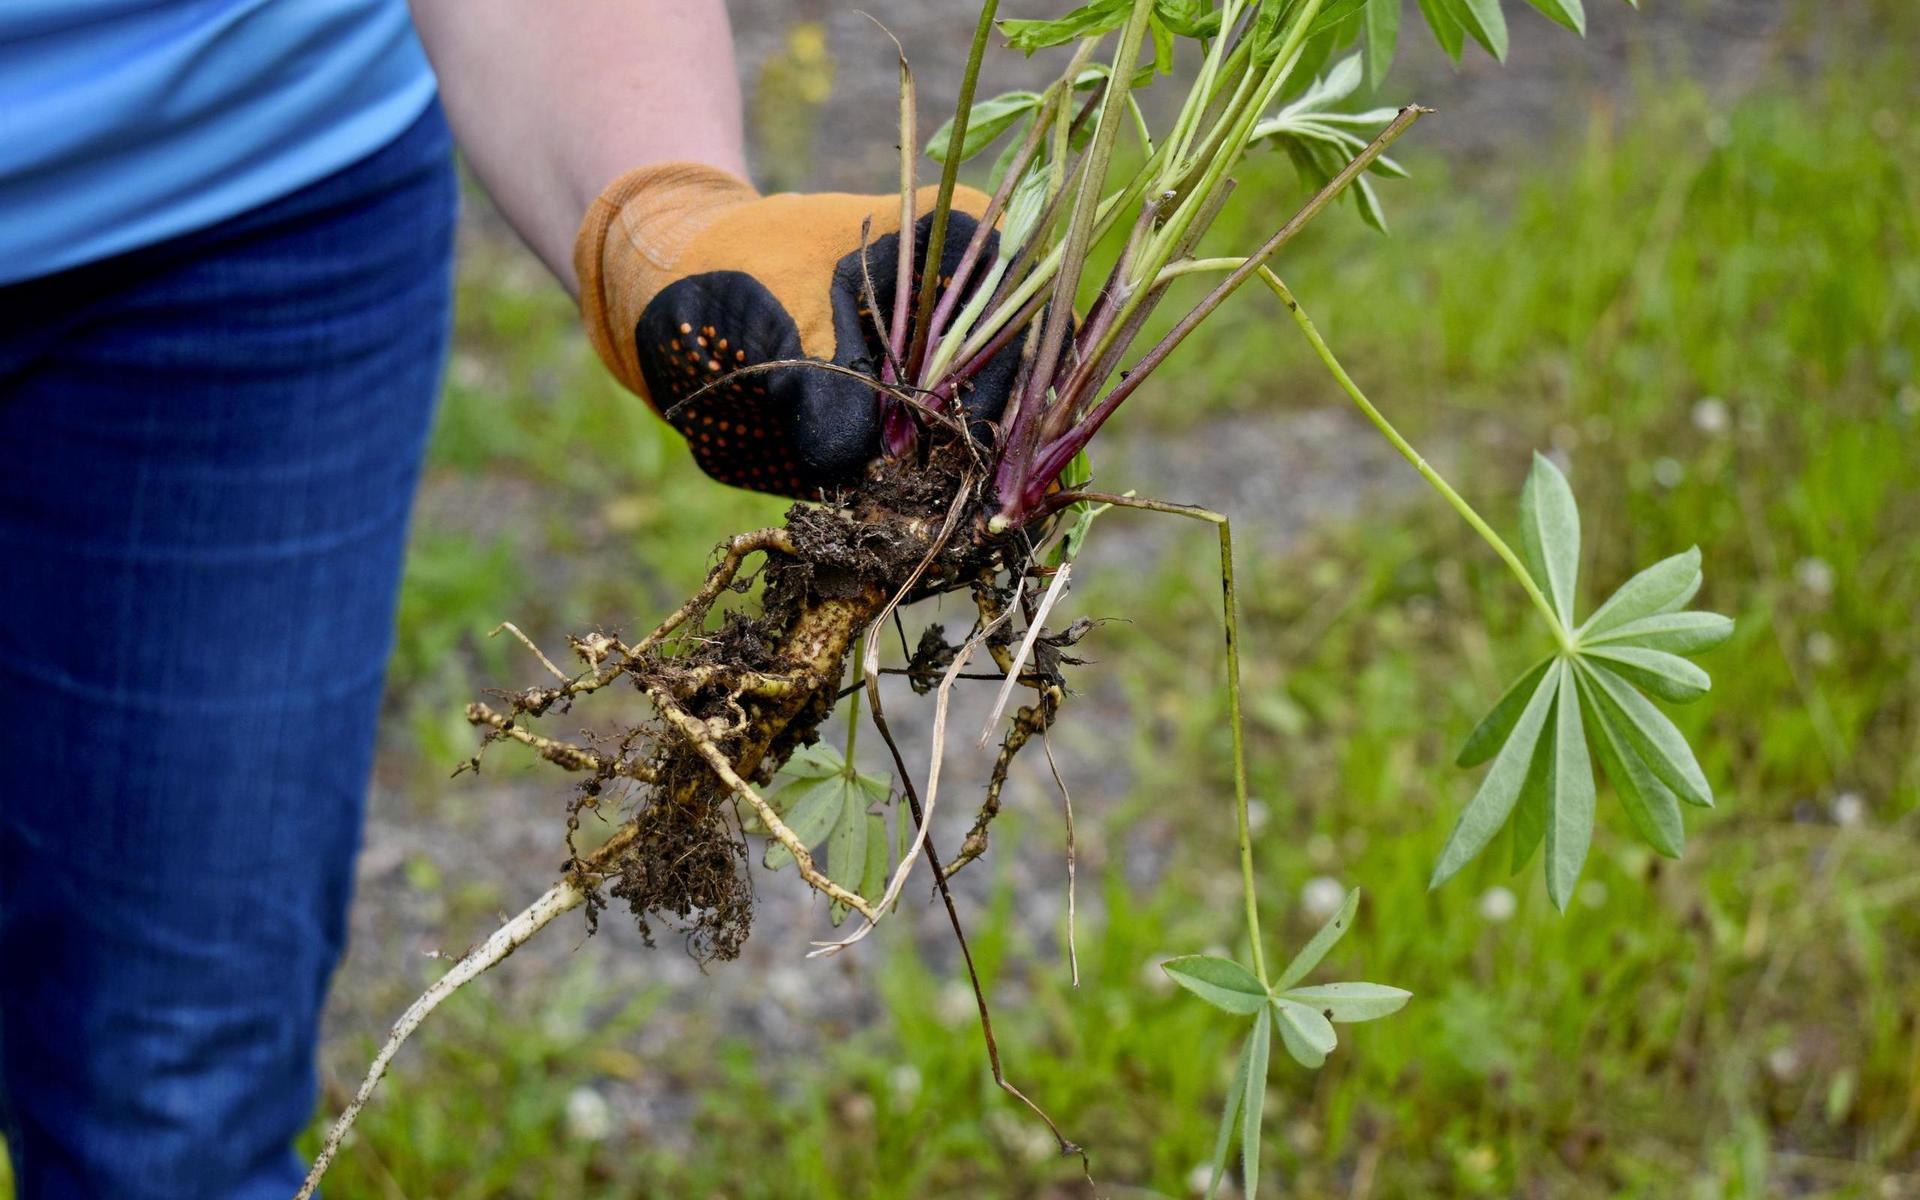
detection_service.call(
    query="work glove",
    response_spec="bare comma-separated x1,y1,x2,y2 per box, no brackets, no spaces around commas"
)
574,163,1016,498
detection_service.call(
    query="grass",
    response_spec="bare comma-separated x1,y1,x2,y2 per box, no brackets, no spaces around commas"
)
7,19,1915,1200
343,43,1918,1195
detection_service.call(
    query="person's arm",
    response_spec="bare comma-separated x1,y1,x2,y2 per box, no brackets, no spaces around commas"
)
407,0,748,295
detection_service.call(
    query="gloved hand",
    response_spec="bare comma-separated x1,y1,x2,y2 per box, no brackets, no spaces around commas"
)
574,163,1014,497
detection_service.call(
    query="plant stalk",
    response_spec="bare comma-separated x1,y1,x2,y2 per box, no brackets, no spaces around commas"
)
1256,268,1571,647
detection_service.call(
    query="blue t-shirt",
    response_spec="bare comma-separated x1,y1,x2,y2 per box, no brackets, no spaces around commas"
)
0,0,437,285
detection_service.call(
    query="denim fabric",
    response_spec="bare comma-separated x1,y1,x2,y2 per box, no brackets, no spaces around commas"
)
0,101,456,1198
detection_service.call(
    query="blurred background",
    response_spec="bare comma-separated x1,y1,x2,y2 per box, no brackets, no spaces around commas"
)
141,0,1913,1195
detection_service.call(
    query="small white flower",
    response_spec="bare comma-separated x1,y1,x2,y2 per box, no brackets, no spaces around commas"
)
1187,1162,1241,1198
1691,397,1729,434
1245,799,1271,835
564,1086,613,1142
1831,791,1865,828
936,981,977,1028
1300,875,1345,921
1794,557,1834,598
1652,457,1684,488
1765,1045,1801,1082
1805,631,1838,666
888,1064,922,1103
1478,886,1517,923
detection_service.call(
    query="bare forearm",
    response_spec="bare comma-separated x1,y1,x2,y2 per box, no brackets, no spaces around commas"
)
409,0,749,295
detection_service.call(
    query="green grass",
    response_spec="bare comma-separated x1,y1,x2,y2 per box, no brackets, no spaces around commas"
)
8,24,1913,1200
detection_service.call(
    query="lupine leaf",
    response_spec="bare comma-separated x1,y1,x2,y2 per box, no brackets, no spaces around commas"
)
761,778,843,870
1582,644,1711,703
1458,657,1553,767
1275,886,1359,989
1577,668,1684,857
1279,981,1411,1022
826,787,870,925
1524,0,1587,34
860,813,891,902
1000,0,1132,52
1274,998,1338,1068
1580,660,1714,807
1164,955,1270,1014
1242,1007,1272,1199
925,91,1042,164
1586,611,1735,657
1363,0,1400,87
1545,661,1596,910
1414,0,1465,58
1508,710,1555,872
1453,0,1510,59
1432,660,1561,889
1204,1024,1256,1200
1580,546,1702,639
1519,452,1581,629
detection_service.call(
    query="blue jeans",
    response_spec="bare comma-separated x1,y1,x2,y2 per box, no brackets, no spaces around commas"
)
0,102,456,1198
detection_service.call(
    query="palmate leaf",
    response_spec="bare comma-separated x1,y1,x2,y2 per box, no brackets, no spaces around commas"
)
1519,452,1581,629
1363,0,1399,89
1438,451,1730,898
1181,892,1407,1198
1164,955,1269,1014
760,744,893,921
1274,885,1358,989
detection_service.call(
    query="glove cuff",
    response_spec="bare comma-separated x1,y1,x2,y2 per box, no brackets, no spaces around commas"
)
574,162,760,400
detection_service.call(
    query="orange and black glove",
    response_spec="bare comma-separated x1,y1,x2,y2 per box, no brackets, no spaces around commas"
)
575,164,1016,498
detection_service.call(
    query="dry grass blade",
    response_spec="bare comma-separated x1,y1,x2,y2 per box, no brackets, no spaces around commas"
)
980,561,1072,745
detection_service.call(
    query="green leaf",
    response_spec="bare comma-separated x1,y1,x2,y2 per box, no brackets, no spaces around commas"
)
1586,611,1735,658
1273,998,1338,1068
1432,660,1561,890
1278,981,1411,1022
778,742,847,783
826,784,870,925
1205,1025,1256,1200
1545,660,1596,910
1519,452,1581,630
1508,710,1554,872
1155,0,1223,37
1000,0,1132,52
1306,0,1374,36
1363,0,1400,89
1523,0,1586,34
1580,660,1714,808
1457,657,1553,768
1242,1008,1272,1199
1274,887,1359,989
860,813,891,902
1582,644,1711,703
761,777,844,870
1580,547,1702,640
925,90,1042,164
1577,669,1684,857
1163,955,1270,1014
1415,0,1466,59
1452,0,1509,59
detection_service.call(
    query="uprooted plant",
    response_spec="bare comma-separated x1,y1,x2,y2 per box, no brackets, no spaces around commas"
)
302,0,1730,1195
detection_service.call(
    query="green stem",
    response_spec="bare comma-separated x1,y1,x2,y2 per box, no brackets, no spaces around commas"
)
843,634,864,769
907,0,999,376
1257,268,1572,650
1063,494,1267,984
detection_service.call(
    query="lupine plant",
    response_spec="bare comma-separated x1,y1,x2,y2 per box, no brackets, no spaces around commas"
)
301,0,1728,1194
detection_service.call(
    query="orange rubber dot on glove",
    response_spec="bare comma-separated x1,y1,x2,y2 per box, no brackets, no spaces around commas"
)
574,164,1010,498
